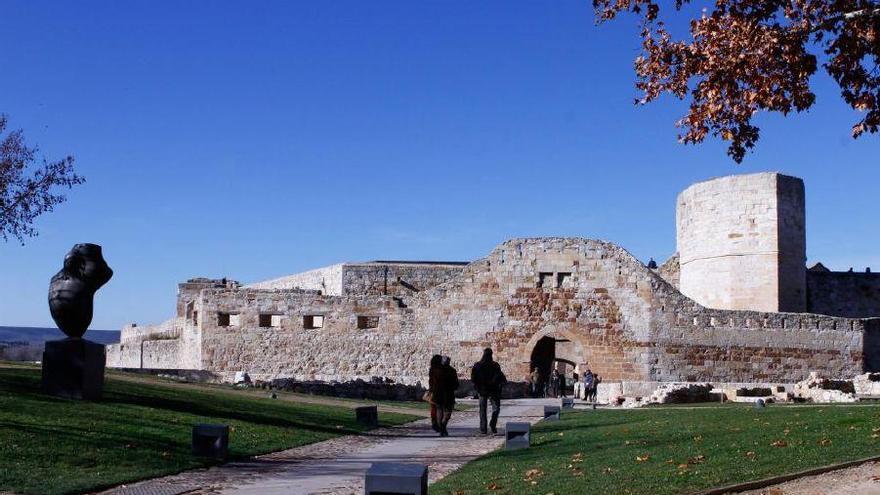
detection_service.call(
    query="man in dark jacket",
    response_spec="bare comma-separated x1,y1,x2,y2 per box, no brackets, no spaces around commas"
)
470,348,506,434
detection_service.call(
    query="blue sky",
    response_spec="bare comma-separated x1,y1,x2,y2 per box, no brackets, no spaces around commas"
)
1,1,877,329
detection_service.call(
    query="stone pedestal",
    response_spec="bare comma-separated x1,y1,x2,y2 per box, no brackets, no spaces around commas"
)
365,462,427,495
543,405,561,421
505,422,530,449
356,405,379,427
41,338,105,400
192,424,229,459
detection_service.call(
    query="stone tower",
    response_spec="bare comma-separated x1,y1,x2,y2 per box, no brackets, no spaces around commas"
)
676,172,806,313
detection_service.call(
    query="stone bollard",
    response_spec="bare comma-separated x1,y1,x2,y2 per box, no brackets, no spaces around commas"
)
192,424,229,459
505,422,531,449
365,462,428,495
544,405,561,421
356,405,379,427
561,397,574,409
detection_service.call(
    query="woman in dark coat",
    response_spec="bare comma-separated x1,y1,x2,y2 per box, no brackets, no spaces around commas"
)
431,356,459,437
428,354,443,432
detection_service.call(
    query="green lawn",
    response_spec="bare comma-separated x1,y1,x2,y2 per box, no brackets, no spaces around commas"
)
431,404,880,495
106,369,470,412
0,367,418,495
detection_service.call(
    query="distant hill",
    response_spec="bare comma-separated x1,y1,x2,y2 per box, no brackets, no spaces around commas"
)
0,327,120,345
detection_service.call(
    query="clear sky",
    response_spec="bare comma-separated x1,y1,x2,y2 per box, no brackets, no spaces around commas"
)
1,1,877,330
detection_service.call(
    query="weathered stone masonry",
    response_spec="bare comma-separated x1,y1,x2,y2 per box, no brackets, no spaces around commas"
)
108,238,880,386
107,172,880,387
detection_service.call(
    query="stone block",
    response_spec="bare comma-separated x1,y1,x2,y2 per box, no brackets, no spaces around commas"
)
543,405,561,421
192,424,229,459
41,338,105,400
356,405,379,427
505,422,530,449
561,397,574,409
364,462,427,495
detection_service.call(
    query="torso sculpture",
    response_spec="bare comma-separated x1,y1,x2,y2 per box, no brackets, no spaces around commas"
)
48,244,113,339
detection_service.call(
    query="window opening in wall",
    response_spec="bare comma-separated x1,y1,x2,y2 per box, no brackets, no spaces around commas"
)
223,313,241,327
537,272,553,288
556,272,572,288
259,314,283,328
357,315,379,329
303,315,324,329
217,312,230,327
193,311,198,326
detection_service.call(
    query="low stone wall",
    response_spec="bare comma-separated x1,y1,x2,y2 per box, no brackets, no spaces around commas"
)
107,337,181,369
263,377,427,401
111,368,223,383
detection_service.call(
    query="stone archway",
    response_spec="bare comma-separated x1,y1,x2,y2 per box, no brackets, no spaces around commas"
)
525,325,587,396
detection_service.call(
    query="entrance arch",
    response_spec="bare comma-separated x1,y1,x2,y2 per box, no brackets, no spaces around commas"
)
526,326,586,396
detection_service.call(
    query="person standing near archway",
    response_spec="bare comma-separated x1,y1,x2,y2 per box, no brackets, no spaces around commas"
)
471,348,506,435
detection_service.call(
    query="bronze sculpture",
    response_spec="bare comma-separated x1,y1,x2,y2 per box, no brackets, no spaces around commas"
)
48,243,113,339
42,243,112,400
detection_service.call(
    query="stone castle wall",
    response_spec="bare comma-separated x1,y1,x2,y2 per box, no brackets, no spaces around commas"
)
108,318,181,368
808,271,880,318
107,238,878,386
677,173,806,313
340,263,467,298
245,264,345,295
406,238,868,384
243,262,465,301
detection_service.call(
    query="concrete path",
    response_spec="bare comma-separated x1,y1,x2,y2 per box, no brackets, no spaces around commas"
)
102,399,555,495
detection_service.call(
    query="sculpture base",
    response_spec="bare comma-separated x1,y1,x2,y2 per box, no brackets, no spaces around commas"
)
41,338,105,400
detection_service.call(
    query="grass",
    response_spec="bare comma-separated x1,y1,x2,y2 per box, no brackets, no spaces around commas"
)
431,403,880,495
0,366,419,495
103,368,471,412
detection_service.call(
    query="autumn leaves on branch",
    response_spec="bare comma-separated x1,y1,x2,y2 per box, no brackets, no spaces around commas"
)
594,0,880,161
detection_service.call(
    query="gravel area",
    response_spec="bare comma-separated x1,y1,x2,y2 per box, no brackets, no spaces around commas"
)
740,462,880,495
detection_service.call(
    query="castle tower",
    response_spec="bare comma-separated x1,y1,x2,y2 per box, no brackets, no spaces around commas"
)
676,172,806,313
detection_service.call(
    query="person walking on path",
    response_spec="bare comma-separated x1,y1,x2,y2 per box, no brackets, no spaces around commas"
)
427,354,443,432
471,348,506,435
550,369,561,398
583,369,595,402
529,368,540,398
434,355,459,437
590,374,601,403
560,370,568,398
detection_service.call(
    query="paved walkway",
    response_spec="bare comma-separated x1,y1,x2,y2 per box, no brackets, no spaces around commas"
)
102,399,554,495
